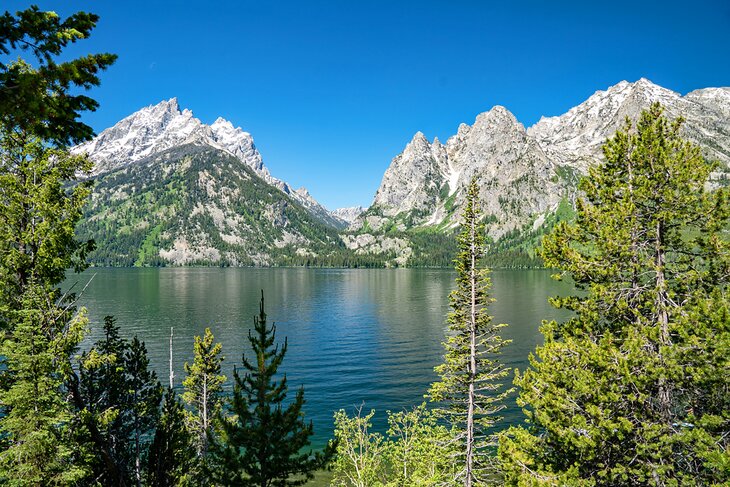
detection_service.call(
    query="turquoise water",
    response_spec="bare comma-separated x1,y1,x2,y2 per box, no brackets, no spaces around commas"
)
64,267,573,448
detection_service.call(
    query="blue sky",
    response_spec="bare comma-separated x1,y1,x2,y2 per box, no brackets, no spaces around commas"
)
6,1,730,209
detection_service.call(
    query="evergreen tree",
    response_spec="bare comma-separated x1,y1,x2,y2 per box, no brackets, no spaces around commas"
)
147,387,195,487
0,5,115,484
428,178,512,486
77,326,164,487
209,291,334,486
77,316,133,485
499,104,730,485
0,4,114,318
0,283,89,486
183,327,226,459
0,6,117,145
0,132,94,328
124,336,163,487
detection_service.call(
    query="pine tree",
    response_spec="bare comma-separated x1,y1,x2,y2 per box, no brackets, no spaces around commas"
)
147,387,195,487
77,316,133,485
0,6,117,145
183,327,226,461
428,178,512,486
0,7,115,483
0,133,94,328
209,291,334,486
499,104,730,485
124,336,163,487
0,283,89,485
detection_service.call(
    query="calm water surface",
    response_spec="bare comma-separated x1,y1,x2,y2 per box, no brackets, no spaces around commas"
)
64,268,573,448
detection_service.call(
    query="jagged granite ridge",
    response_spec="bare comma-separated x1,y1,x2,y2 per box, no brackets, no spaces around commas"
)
350,79,730,266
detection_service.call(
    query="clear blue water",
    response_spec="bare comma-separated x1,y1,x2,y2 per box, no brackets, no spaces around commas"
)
64,267,573,448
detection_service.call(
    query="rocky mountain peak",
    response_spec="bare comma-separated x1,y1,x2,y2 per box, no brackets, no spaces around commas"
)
474,105,518,126
402,131,433,158
71,98,210,175
73,99,347,229
525,79,730,172
294,187,312,200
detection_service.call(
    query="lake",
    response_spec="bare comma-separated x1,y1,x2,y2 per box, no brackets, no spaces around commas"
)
64,267,574,449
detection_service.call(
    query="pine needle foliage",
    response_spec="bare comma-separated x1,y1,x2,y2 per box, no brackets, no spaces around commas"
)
209,291,334,486
499,103,730,485
182,327,226,484
183,327,226,457
429,178,512,486
147,387,195,487
0,284,89,486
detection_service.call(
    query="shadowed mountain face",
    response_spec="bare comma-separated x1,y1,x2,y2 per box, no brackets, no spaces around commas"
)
346,79,730,266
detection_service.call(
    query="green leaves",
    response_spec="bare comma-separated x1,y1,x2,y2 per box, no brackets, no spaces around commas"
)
331,405,458,487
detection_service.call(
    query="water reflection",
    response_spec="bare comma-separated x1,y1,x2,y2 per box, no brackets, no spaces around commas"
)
65,267,573,447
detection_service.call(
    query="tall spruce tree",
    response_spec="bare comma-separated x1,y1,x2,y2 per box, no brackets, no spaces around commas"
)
499,104,730,485
0,107,97,487
209,291,334,486
0,6,115,483
428,178,512,486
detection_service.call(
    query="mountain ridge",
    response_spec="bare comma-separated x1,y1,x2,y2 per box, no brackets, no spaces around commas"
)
74,78,730,267
347,78,730,265
73,99,348,229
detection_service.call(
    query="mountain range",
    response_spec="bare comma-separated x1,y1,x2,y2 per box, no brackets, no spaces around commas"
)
345,79,730,265
73,79,730,267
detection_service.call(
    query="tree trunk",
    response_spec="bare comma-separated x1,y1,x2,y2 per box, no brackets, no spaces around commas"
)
465,215,477,487
169,327,174,389
202,374,208,455
135,389,141,487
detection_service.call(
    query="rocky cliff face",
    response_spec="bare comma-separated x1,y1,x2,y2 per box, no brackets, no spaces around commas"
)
332,206,365,224
528,79,730,172
350,79,730,265
355,106,568,240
